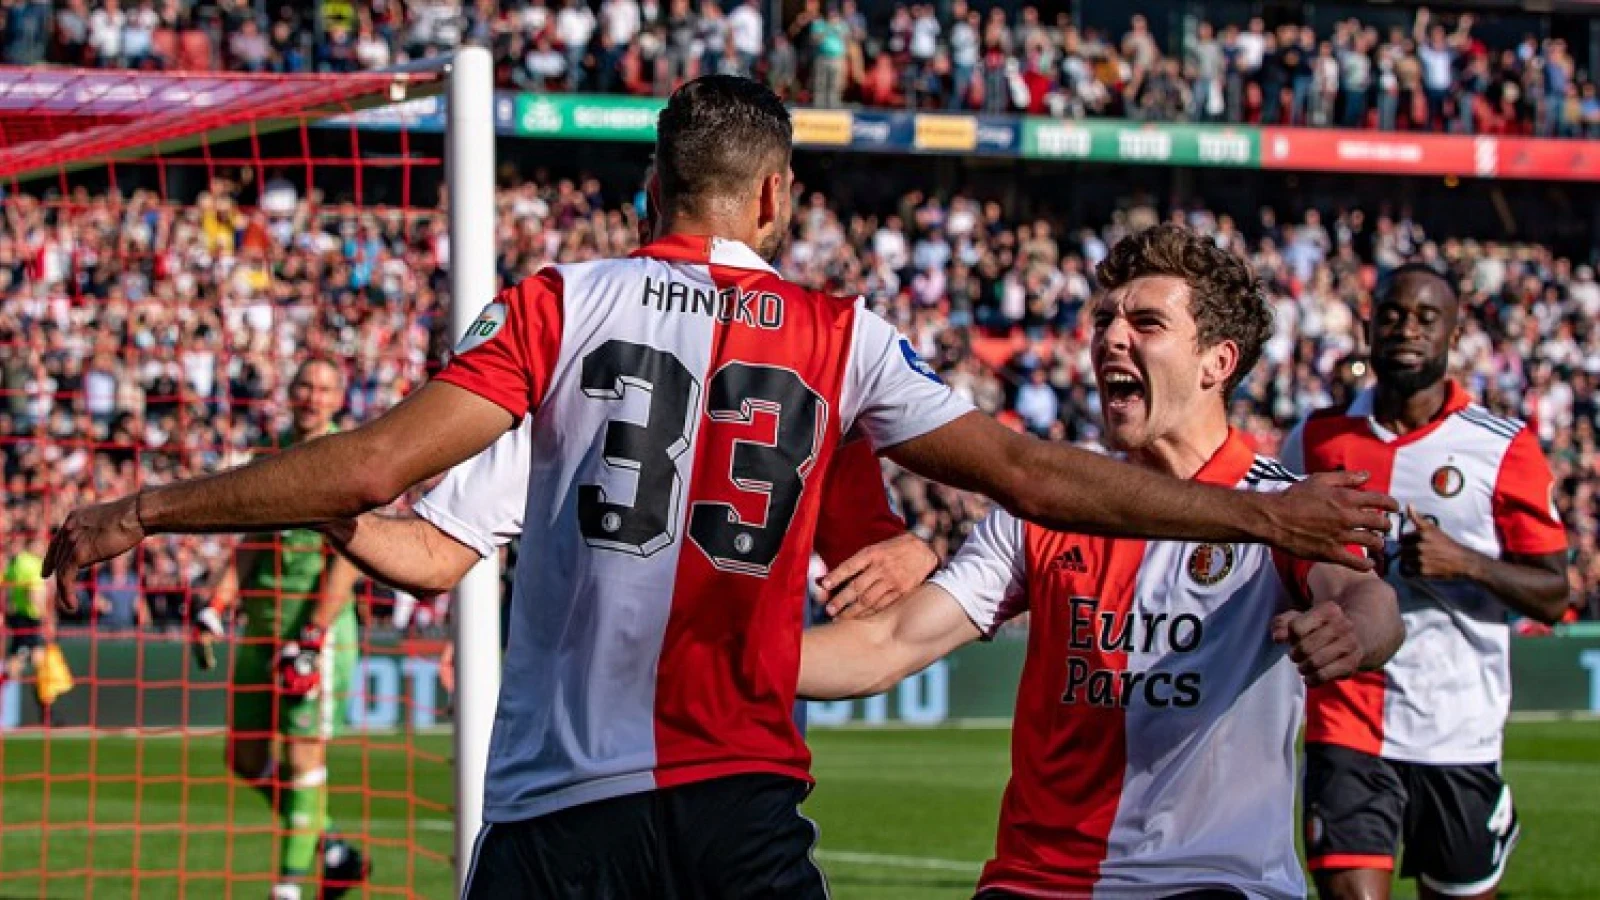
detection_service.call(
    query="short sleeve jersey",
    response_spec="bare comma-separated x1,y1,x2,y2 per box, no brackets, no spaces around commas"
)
429,234,972,822
928,433,1312,900
1282,382,1567,764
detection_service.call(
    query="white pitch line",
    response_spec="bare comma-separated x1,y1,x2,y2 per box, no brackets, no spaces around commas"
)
813,849,981,873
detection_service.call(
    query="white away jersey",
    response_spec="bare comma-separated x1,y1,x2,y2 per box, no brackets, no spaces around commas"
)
929,432,1312,900
427,234,971,822
1282,382,1567,764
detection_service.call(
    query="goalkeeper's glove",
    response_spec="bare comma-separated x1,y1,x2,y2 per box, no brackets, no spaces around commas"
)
277,625,326,698
191,603,226,671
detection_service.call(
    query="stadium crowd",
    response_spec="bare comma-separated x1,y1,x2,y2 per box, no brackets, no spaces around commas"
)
2,168,1599,633
4,0,1598,137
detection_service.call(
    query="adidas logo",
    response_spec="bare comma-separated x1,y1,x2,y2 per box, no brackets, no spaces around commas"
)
1050,545,1088,574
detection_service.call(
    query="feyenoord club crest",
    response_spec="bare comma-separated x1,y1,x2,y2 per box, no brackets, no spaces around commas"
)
1187,544,1235,586
1431,465,1465,498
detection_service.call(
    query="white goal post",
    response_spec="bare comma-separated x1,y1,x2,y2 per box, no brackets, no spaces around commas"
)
444,45,502,897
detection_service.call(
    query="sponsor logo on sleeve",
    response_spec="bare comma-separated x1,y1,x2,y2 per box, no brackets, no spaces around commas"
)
898,337,942,383
456,302,506,354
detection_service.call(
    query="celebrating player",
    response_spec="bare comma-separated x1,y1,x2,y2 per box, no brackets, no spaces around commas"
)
192,359,370,900
795,224,1404,899
44,76,1395,897
1282,264,1571,900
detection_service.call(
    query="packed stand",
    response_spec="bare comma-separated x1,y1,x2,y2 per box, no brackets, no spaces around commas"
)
5,1,1598,137
2,172,1598,635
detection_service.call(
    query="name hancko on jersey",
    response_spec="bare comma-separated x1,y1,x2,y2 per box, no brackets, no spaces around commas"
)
641,276,784,330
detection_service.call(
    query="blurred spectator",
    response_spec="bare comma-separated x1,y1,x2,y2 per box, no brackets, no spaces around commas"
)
5,0,1597,137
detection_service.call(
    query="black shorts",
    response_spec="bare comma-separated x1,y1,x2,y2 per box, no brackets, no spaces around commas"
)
463,774,829,899
5,614,42,659
1303,743,1519,895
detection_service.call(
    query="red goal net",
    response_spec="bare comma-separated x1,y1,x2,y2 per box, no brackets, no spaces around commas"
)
0,66,459,898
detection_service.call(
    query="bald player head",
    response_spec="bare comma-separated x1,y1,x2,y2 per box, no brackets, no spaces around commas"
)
288,357,346,439
1369,263,1460,398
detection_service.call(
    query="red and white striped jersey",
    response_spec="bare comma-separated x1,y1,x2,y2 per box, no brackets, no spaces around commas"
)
1282,382,1567,765
931,432,1310,900
428,235,971,822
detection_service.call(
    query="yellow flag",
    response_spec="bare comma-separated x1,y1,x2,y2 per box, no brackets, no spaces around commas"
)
36,643,74,705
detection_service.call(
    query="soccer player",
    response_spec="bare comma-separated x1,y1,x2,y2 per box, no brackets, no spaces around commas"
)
192,358,371,900
4,528,55,725
1282,264,1570,900
795,224,1404,900
45,76,1395,897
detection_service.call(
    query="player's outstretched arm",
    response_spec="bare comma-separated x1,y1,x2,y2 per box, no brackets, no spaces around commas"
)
320,513,482,599
1273,565,1402,687
883,412,1395,572
798,584,981,700
44,383,515,612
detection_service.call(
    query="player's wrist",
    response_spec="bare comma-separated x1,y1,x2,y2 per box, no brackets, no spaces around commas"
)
130,491,150,536
1238,490,1284,546
1456,550,1487,583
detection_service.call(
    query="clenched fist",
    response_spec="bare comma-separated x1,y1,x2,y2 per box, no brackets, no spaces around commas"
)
1272,603,1365,687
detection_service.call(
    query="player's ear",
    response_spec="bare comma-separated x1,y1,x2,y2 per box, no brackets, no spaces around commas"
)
757,169,783,229
1200,339,1240,394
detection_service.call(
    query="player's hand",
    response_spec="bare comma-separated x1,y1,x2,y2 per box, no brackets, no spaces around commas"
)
1399,504,1479,581
43,495,147,614
1272,603,1364,687
817,532,939,620
277,625,326,697
1263,472,1396,572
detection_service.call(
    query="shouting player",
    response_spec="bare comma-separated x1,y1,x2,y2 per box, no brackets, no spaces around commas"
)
796,224,1404,899
1283,264,1570,900
45,76,1395,897
193,358,370,900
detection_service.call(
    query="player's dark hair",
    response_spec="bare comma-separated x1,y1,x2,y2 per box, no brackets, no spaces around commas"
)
653,75,792,220
1095,223,1273,396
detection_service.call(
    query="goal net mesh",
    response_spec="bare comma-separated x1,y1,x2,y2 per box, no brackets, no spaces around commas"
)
0,65,459,898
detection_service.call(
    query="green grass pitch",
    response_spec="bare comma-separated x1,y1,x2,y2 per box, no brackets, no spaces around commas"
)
2,720,1598,898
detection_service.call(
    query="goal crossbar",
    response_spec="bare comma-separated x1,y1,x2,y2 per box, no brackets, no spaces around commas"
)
0,65,447,183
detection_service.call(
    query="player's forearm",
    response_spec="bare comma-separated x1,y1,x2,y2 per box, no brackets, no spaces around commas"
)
798,618,908,699
138,431,395,534
799,585,981,699
1465,553,1571,625
319,513,480,597
138,383,516,536
1334,579,1404,671
1008,437,1270,544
